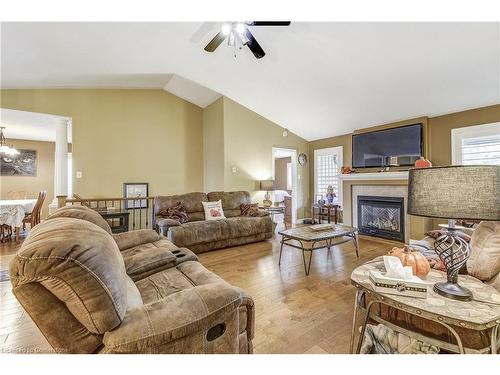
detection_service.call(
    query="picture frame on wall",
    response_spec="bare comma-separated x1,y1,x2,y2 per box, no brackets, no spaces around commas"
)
0,149,37,176
123,182,149,209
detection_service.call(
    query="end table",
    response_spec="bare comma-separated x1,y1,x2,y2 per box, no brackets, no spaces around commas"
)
350,259,500,354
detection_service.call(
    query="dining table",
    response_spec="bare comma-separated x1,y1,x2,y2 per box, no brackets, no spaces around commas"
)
0,199,37,242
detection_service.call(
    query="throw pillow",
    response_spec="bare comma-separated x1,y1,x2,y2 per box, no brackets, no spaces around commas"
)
158,202,189,224
240,203,260,217
202,200,225,220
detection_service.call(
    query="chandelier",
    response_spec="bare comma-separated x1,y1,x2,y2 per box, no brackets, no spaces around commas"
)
0,126,20,156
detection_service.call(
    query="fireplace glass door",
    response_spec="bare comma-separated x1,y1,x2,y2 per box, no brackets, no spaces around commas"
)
357,196,404,241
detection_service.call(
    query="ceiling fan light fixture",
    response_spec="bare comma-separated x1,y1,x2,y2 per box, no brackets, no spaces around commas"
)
227,32,235,46
235,23,246,34
221,23,231,36
237,30,249,45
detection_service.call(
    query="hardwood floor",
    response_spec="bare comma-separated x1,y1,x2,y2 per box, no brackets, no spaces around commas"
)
0,224,393,354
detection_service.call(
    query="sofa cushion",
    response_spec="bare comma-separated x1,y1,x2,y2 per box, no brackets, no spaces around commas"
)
169,216,272,248
47,205,112,234
208,191,251,218
154,192,207,222
135,261,228,304
466,221,500,282
113,229,162,251
121,238,178,281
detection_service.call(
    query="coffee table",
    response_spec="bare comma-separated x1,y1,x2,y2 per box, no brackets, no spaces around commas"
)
278,224,359,276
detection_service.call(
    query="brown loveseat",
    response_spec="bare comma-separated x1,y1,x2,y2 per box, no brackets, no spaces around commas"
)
154,191,273,254
9,205,255,354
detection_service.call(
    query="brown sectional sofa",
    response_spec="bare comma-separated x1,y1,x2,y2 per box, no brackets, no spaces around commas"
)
9,205,255,354
154,191,273,254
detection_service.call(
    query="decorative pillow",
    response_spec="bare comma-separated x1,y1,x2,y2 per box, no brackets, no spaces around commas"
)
158,202,189,224
240,203,260,217
467,221,500,282
202,200,225,221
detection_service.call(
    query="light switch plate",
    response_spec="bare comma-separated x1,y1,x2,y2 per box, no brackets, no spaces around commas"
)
76,171,83,179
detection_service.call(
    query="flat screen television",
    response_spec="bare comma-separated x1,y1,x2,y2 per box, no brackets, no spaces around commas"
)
352,123,423,168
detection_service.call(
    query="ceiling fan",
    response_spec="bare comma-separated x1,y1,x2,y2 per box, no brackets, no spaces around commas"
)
204,21,291,59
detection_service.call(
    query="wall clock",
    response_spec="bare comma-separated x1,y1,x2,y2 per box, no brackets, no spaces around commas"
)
298,153,307,166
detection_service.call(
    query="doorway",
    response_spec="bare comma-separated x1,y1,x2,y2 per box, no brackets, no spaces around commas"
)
272,147,298,226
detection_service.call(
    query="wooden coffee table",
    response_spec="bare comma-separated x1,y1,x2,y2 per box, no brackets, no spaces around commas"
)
278,224,359,276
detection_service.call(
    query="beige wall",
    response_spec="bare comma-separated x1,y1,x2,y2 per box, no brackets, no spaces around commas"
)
428,104,500,166
309,104,500,235
1,89,204,198
275,157,291,191
202,97,224,192
309,105,500,202
0,139,54,218
222,98,310,219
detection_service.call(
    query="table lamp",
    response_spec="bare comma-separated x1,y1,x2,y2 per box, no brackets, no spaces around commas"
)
408,165,500,301
259,180,275,207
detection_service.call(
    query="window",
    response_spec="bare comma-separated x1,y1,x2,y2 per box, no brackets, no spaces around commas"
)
314,146,343,199
452,122,500,166
67,153,73,197
286,163,292,191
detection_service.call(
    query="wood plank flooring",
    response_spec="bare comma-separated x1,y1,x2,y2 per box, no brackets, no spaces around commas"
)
0,223,392,354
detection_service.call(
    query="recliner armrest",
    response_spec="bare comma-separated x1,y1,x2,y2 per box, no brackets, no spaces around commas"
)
155,218,181,236
255,210,270,217
113,229,162,251
102,283,242,353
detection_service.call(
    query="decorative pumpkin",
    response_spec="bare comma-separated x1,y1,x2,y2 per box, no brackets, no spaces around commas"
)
414,157,432,168
388,246,430,278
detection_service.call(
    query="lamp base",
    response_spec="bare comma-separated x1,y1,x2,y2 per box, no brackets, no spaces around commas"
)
433,282,472,301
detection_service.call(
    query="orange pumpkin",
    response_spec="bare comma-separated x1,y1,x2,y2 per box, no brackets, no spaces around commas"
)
388,246,430,278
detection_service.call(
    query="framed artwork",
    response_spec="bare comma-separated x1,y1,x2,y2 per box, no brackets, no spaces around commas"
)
0,149,37,176
123,183,149,209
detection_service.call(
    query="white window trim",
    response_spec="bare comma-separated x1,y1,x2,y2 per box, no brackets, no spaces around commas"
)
314,146,343,204
451,122,500,165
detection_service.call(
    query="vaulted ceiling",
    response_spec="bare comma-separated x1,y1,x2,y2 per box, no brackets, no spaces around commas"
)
1,22,499,141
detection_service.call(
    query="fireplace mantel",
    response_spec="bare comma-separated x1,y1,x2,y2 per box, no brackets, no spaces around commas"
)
339,171,409,181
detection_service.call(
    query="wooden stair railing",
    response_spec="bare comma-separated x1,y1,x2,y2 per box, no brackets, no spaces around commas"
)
58,195,156,231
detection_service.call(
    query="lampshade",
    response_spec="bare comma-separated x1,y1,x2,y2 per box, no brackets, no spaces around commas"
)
259,180,275,191
408,165,500,220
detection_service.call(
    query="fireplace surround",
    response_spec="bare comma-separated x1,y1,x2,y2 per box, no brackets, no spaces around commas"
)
357,195,405,241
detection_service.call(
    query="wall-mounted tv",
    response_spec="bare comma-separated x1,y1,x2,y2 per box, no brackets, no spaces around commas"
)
352,123,423,168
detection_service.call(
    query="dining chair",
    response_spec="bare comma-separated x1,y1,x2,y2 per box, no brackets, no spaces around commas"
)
22,190,47,230
0,224,12,243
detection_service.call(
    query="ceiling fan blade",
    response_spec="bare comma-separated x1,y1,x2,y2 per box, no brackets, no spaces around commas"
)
204,31,227,52
246,21,291,26
243,28,265,59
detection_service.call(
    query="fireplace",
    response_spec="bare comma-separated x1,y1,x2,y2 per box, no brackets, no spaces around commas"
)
357,195,405,241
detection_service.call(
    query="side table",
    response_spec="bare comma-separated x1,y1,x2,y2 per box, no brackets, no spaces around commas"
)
259,205,285,231
312,203,339,224
94,208,130,233
350,259,500,354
